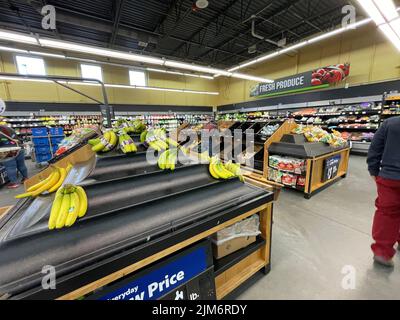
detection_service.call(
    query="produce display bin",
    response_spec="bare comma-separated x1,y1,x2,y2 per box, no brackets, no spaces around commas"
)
0,150,276,300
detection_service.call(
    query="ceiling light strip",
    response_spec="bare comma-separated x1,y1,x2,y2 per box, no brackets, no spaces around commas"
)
0,28,273,82
0,75,219,95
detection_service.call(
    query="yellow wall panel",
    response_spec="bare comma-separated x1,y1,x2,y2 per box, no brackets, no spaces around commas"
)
0,52,218,107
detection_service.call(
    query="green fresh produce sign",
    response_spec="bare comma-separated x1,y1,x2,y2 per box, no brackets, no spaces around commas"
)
250,63,350,98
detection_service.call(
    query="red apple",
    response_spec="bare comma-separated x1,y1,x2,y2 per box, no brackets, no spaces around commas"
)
312,78,322,86
317,68,326,77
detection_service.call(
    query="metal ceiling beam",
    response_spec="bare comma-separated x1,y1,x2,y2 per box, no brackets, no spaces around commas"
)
197,0,303,62
109,0,125,47
213,3,345,67
169,0,242,57
154,0,182,34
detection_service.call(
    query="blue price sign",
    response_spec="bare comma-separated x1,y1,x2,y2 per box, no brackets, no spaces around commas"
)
95,245,208,300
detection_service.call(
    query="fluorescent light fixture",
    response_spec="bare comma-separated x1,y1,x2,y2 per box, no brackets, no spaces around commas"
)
357,0,386,25
308,28,346,44
379,23,400,50
164,61,232,76
374,0,399,22
0,75,52,83
0,75,218,95
0,30,38,44
390,17,400,38
40,38,165,65
279,41,308,54
231,73,274,83
146,67,214,80
29,51,66,59
0,28,266,82
256,51,280,63
0,45,28,53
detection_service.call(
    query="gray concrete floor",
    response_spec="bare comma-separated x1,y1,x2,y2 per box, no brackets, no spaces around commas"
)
231,155,400,300
0,156,398,299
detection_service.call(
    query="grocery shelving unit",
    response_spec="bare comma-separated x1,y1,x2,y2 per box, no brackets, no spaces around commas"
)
217,100,382,156
382,92,400,120
0,115,102,141
112,113,213,131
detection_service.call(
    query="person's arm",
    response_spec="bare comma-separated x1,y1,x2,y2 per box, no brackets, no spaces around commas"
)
367,121,387,177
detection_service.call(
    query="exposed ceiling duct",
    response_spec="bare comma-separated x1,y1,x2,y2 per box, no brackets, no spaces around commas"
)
250,15,286,48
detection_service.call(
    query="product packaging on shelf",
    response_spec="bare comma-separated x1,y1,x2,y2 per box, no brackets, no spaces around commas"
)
211,214,261,259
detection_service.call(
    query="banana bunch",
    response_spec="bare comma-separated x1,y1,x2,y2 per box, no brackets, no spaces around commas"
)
88,138,101,146
158,149,178,171
48,184,88,230
119,133,138,154
15,164,73,199
208,158,243,180
91,130,118,153
146,128,169,152
140,130,148,143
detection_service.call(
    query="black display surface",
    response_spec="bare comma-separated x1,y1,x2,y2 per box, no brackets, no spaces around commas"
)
0,164,273,299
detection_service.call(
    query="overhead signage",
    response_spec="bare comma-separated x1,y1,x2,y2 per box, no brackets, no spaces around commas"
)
250,63,351,98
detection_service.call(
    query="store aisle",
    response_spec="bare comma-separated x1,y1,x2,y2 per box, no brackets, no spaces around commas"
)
232,155,400,300
0,159,42,208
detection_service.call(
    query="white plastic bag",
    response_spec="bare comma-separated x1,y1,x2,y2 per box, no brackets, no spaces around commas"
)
211,214,261,245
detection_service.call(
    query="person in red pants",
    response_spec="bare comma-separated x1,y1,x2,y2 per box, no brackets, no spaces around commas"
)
367,116,400,267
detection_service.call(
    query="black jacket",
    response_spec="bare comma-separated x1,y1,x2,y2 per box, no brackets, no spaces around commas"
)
367,117,400,180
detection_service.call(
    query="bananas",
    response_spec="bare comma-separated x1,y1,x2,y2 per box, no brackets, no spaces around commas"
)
91,130,118,153
119,133,138,154
208,158,243,180
146,128,170,152
140,130,148,143
88,138,101,146
48,184,88,230
158,149,178,171
16,164,72,199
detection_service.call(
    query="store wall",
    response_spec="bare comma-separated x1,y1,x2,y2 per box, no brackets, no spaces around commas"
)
0,52,219,107
217,24,400,106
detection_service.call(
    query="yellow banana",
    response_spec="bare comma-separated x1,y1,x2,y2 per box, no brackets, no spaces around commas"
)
65,191,80,227
76,186,88,218
158,150,168,170
209,162,220,179
15,192,33,199
48,167,67,193
48,188,64,230
92,131,111,152
108,131,118,146
56,193,71,229
27,171,54,192
30,170,60,197
66,163,73,173
216,162,235,179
